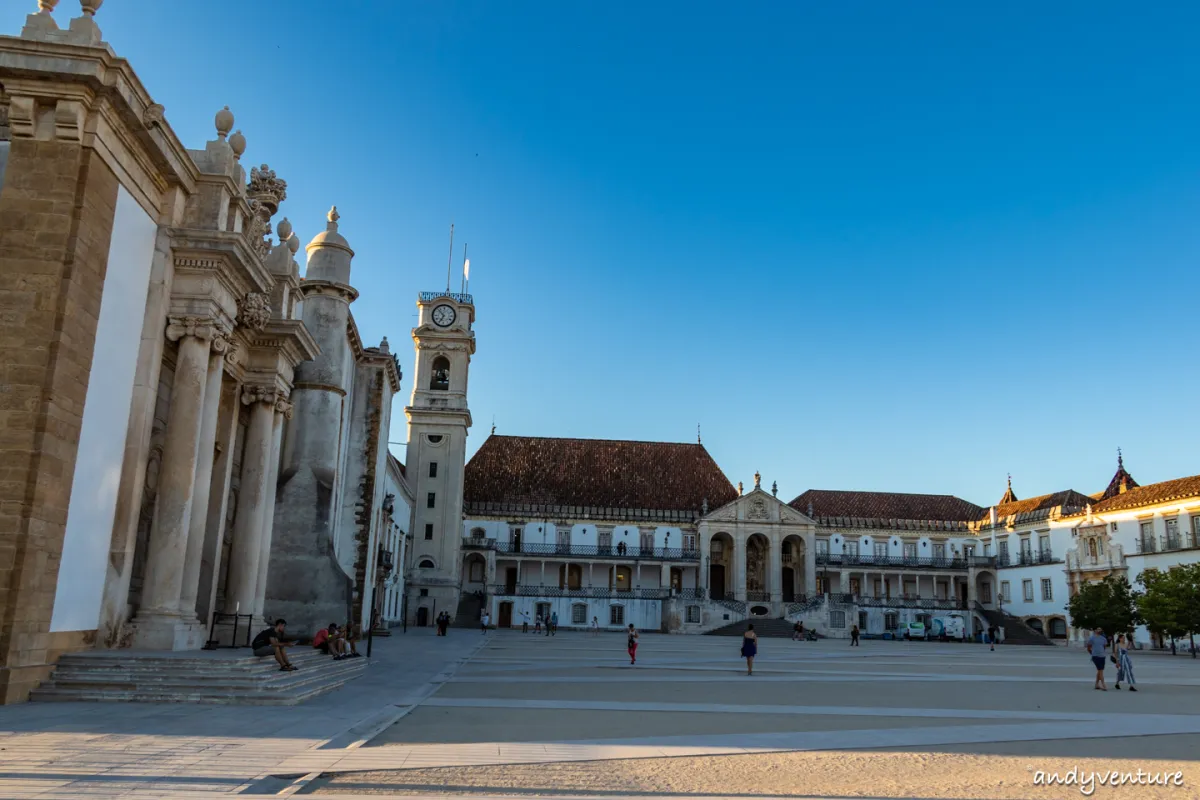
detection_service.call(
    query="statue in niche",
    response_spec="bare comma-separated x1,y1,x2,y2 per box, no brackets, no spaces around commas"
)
745,537,767,592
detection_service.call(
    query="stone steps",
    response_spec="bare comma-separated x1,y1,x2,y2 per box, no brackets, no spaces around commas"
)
705,618,800,638
30,649,368,705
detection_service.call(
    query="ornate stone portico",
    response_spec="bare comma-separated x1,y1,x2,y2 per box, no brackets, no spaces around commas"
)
698,474,817,616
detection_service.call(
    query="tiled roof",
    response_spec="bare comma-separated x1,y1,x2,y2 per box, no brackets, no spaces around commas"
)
1084,474,1200,515
1098,454,1139,501
988,489,1092,525
464,435,737,517
789,489,984,531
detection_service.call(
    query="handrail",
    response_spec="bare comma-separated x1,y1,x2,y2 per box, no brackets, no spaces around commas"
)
486,541,701,561
816,554,994,569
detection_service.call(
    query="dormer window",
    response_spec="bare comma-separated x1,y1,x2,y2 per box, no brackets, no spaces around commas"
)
430,356,450,391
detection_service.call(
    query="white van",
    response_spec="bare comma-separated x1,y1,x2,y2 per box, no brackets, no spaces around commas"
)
931,614,965,640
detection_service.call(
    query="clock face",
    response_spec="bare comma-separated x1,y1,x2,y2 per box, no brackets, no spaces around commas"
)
432,304,456,327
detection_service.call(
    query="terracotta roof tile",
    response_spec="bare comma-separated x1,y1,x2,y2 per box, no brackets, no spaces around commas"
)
989,489,1092,523
1085,473,1200,515
464,435,737,514
789,489,983,529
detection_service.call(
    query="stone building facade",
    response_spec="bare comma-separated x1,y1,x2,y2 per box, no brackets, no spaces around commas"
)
0,5,399,702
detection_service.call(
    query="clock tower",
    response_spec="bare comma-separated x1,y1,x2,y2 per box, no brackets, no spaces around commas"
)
404,291,476,626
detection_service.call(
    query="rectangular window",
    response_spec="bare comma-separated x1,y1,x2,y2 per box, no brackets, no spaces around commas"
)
1022,579,1033,602
815,575,826,594
424,523,433,540
932,543,945,559
816,539,829,555
1041,578,1053,601
1000,581,1011,602
873,542,887,558
849,577,861,595
845,541,859,557
1193,515,1200,545
903,581,916,597
999,541,1009,561
683,534,697,551
429,462,438,478
572,604,587,624
858,611,868,630
980,581,991,602
1019,538,1032,556
686,605,701,624
1038,534,1051,559
468,561,484,582
640,532,654,552
884,612,898,631
1139,520,1155,552
903,542,917,558
609,605,624,626
1165,517,1180,549
427,492,436,509
830,610,846,628
873,579,882,597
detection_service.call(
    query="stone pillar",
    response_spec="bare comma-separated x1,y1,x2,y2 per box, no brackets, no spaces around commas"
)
660,563,670,591
803,532,817,597
252,399,290,621
224,386,277,616
768,532,782,602
734,533,747,601
179,337,229,618
133,317,219,650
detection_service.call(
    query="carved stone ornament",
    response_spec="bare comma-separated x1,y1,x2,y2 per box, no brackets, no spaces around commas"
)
241,384,282,407
209,331,232,355
247,164,288,212
237,292,272,331
142,103,165,128
747,497,769,521
275,399,294,420
165,315,217,343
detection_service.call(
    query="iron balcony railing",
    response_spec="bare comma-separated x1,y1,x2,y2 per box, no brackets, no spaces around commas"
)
673,588,708,601
420,291,474,304
745,591,771,602
462,537,497,550
996,550,1058,567
490,584,671,600
1136,537,1158,554
815,553,994,570
828,593,965,610
488,541,701,561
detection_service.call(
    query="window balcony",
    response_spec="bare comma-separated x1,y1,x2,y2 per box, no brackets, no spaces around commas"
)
489,584,671,600
462,536,496,550
1136,537,1158,554
815,553,993,570
489,541,700,561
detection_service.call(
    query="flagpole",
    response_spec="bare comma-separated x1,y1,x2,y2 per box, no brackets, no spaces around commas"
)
445,222,455,293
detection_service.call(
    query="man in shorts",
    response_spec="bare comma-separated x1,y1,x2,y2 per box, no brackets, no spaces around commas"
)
253,619,296,671
1087,627,1108,691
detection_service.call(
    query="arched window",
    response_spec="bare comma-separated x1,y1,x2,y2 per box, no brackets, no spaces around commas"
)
418,558,435,569
429,356,450,390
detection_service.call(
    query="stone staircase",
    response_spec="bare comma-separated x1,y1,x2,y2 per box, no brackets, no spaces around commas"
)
451,593,484,628
30,647,368,705
705,618,802,638
975,603,1055,646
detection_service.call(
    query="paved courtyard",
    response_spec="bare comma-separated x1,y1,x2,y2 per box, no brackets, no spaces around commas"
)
0,630,1197,798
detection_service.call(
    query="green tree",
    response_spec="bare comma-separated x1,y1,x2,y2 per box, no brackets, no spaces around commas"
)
1169,564,1200,658
1066,574,1141,637
1137,569,1187,653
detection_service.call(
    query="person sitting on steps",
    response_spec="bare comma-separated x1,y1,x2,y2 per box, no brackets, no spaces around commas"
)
253,619,297,671
312,622,348,659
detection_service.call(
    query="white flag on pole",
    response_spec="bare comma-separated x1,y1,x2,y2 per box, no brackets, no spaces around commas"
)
463,258,471,281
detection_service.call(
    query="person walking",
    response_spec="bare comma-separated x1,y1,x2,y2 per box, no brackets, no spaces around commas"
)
627,624,639,665
1087,627,1108,691
521,610,530,633
550,611,558,636
534,612,543,634
850,624,860,646
480,611,490,634
988,625,997,652
1114,633,1138,691
742,623,759,676
591,616,600,636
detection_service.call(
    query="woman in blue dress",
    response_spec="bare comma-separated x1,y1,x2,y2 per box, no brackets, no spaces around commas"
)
741,624,758,675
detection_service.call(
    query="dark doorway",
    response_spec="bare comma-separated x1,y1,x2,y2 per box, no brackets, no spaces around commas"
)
498,602,513,628
782,567,795,602
416,606,429,627
505,567,518,594
709,564,726,600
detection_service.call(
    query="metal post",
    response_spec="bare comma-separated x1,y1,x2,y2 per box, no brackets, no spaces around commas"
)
367,623,374,658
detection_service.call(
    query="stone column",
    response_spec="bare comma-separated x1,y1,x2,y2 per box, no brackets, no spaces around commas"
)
179,335,229,619
133,317,219,650
734,533,746,601
803,532,817,597
660,563,670,591
768,532,782,602
224,386,278,615
252,398,290,621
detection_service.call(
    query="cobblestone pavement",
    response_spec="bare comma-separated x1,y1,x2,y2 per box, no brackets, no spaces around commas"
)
303,632,1200,799
2,631,1199,798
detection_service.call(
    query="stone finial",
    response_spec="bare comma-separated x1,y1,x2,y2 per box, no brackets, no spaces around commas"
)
229,130,246,160
379,336,390,354
215,106,234,140
772,481,778,498
737,481,743,496
328,205,340,225
753,470,761,489
286,233,300,255
276,217,293,242
80,0,103,16
39,0,59,13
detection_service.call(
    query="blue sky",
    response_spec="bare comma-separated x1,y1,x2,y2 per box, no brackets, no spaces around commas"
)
10,2,1199,506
